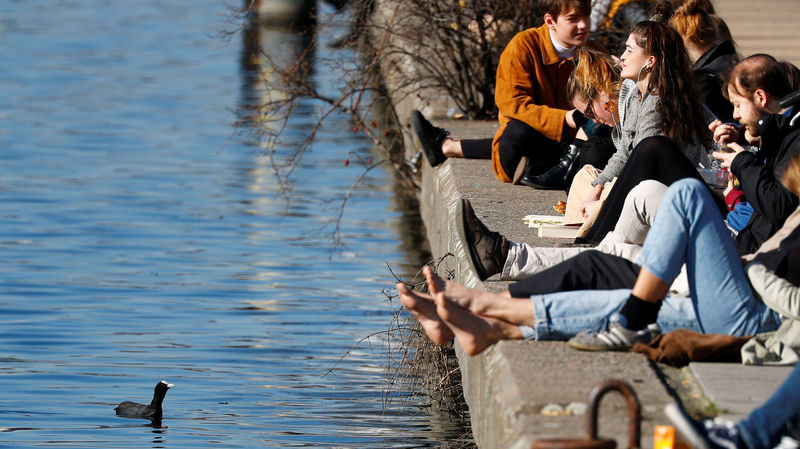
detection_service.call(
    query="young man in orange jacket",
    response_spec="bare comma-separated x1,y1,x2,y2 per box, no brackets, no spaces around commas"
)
412,0,609,186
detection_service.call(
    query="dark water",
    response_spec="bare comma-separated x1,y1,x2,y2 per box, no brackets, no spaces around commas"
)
0,1,464,447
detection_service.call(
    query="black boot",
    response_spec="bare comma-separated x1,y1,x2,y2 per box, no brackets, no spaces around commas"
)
520,144,581,190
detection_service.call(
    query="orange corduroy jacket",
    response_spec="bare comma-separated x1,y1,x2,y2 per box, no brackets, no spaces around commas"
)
491,25,598,182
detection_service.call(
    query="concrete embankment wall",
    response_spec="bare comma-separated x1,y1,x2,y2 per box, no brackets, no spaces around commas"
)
369,2,677,447
414,124,675,449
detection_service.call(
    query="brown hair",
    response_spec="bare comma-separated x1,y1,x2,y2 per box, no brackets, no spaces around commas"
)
538,0,591,19
567,48,621,102
781,60,800,91
669,0,717,49
727,54,794,100
629,3,712,147
669,0,715,14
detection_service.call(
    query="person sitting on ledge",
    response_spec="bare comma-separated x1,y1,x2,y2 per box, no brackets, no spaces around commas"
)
410,0,612,189
462,57,800,284
563,4,714,236
398,152,800,354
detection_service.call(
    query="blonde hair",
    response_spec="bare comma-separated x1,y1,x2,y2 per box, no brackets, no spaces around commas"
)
566,48,621,103
782,150,800,197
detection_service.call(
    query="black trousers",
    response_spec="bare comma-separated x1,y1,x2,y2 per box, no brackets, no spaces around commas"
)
581,136,723,244
507,250,640,298
460,119,566,177
578,127,616,170
461,138,493,159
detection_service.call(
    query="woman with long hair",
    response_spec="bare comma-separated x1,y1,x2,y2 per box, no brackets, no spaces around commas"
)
461,40,719,283
577,4,722,244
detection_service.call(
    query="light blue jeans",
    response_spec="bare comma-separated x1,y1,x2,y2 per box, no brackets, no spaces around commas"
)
524,178,780,341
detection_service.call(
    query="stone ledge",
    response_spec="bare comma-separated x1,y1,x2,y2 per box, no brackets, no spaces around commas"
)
418,148,675,449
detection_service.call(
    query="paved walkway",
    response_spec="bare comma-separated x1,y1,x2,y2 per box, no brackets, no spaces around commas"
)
691,363,794,422
714,0,800,66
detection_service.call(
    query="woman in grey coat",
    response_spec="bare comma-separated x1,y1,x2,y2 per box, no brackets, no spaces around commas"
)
577,10,718,244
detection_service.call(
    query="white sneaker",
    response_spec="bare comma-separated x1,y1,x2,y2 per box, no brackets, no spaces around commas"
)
567,315,660,351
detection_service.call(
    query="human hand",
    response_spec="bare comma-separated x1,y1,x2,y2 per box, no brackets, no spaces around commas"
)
579,200,600,218
565,109,578,129
743,129,761,145
711,121,740,147
579,186,603,218
723,172,736,196
713,142,746,169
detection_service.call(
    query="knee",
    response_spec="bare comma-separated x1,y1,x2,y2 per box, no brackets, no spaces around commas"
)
671,177,705,192
628,180,668,224
631,136,677,160
498,120,538,152
630,180,668,205
572,250,606,270
664,178,708,206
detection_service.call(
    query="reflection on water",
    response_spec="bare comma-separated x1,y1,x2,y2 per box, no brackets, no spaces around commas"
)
0,1,467,447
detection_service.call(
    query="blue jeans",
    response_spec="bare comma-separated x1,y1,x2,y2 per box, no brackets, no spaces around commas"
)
738,363,800,449
528,178,780,340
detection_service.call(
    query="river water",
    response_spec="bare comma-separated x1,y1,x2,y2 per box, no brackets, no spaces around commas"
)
0,1,467,447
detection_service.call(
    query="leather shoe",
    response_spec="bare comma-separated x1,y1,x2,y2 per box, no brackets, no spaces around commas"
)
410,110,449,167
456,198,508,281
520,144,581,190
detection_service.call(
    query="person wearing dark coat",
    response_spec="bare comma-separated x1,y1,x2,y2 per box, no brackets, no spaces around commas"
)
711,55,800,255
692,39,738,122
729,107,800,254
669,1,739,122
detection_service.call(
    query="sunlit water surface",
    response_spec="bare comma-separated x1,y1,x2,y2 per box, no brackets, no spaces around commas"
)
0,1,464,447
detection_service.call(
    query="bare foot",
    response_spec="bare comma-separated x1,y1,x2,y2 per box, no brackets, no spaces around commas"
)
433,291,522,356
423,266,507,317
397,283,454,345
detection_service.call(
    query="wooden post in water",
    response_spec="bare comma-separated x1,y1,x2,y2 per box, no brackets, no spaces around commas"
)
246,0,316,27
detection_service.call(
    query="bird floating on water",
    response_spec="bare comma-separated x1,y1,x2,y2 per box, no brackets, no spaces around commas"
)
114,380,173,422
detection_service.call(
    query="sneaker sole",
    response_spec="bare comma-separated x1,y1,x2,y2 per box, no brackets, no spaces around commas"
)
519,176,562,190
455,198,488,281
664,403,713,449
567,339,632,352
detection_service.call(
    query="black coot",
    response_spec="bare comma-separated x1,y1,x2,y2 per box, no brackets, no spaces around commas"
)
114,380,173,422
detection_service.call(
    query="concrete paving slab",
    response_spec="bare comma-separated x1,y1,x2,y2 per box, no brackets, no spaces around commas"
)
689,363,794,421
713,0,800,66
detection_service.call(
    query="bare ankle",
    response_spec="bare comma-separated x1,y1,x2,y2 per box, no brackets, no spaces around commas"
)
442,139,462,158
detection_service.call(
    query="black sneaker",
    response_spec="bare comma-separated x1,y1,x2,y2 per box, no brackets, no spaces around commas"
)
456,198,508,281
665,403,741,449
410,110,448,167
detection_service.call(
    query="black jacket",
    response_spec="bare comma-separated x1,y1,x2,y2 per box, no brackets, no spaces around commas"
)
693,40,738,123
731,106,800,255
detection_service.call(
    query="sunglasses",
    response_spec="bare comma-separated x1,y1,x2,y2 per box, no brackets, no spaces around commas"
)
583,96,596,119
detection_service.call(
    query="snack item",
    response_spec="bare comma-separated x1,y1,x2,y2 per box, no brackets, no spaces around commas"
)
553,200,566,214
